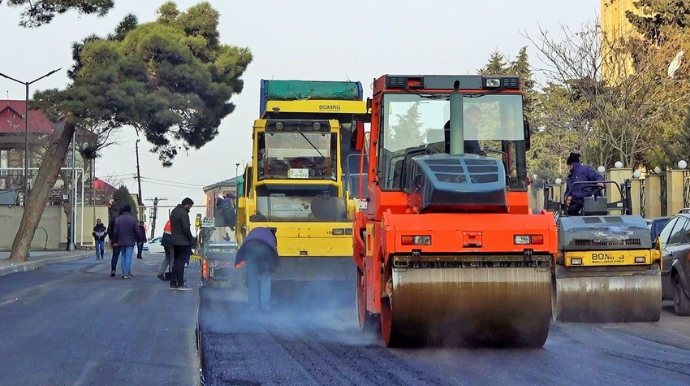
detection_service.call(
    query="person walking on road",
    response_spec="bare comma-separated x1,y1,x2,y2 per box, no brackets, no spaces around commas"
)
170,198,195,290
136,221,147,259
157,220,174,281
234,227,279,311
107,208,124,277
92,218,107,260
112,205,144,279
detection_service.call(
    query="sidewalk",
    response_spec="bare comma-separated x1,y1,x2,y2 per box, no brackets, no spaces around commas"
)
0,250,90,277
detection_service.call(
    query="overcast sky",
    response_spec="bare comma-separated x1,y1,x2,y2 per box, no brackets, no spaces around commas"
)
0,0,599,235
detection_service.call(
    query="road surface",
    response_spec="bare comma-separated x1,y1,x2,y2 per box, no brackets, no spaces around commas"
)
200,278,690,386
0,253,200,386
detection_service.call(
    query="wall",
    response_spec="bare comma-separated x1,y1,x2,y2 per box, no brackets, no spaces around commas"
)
60,205,110,247
0,206,62,250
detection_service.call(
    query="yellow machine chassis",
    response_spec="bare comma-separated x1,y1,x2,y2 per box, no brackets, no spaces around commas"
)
563,250,653,267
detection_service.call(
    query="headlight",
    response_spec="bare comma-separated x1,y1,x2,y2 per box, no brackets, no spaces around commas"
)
486,78,501,88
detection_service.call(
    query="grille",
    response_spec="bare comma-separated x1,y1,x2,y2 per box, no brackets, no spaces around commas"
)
573,238,642,247
424,158,499,184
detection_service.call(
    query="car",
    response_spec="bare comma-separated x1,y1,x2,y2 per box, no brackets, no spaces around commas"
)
657,211,690,316
146,236,166,254
646,216,671,247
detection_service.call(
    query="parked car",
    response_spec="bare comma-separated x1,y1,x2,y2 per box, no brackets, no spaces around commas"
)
146,236,165,254
646,216,671,247
657,211,690,315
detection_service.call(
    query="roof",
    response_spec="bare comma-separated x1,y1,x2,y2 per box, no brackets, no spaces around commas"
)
0,100,54,134
203,176,241,193
93,178,117,195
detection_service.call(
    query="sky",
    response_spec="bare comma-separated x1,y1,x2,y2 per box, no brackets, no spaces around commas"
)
0,0,600,236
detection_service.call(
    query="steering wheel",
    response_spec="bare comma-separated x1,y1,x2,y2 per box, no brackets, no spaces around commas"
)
290,157,313,168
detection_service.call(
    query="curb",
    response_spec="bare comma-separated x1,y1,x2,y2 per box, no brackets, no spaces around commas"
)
0,251,90,277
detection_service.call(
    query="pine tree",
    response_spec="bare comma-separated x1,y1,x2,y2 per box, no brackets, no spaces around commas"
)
3,0,115,27
390,103,424,150
479,51,509,75
10,2,252,262
509,46,536,116
110,186,138,220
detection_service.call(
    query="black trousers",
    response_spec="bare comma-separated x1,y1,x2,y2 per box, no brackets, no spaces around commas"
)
567,203,584,216
110,245,121,271
171,245,190,287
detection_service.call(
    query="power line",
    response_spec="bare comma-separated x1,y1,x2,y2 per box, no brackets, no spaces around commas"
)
140,176,205,187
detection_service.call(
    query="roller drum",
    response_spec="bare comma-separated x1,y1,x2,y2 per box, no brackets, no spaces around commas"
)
385,266,552,348
552,264,662,323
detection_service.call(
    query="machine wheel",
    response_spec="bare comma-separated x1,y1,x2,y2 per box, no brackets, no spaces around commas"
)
357,268,378,333
379,274,418,348
380,296,398,347
673,276,690,316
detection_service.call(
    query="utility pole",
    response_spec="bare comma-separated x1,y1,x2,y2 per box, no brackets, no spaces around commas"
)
135,139,143,209
145,197,167,239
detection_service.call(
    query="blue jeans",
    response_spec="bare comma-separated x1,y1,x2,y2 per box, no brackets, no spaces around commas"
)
121,245,134,276
95,240,105,259
246,258,271,310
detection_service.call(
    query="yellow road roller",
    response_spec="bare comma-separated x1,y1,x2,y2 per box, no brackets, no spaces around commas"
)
552,180,661,323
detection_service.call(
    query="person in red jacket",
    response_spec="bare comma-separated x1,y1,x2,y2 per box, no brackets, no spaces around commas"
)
157,220,174,281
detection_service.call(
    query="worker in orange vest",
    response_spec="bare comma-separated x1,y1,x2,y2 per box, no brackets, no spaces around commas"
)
157,220,174,281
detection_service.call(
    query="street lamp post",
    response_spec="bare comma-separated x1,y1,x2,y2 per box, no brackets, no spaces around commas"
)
0,68,61,204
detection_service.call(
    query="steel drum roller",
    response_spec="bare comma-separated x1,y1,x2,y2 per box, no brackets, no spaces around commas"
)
552,264,661,323
383,266,552,347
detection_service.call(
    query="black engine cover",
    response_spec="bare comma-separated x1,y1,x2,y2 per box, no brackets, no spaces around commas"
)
407,154,507,213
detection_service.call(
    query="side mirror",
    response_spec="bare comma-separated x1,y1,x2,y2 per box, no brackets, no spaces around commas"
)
524,119,531,151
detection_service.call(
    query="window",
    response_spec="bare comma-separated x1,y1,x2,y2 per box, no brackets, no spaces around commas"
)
667,218,687,245
0,150,8,176
658,218,677,247
257,131,337,181
377,93,527,191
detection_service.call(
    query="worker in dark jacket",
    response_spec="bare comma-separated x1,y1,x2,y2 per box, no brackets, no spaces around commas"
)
169,198,195,290
107,208,124,277
92,218,107,260
235,227,279,311
112,205,143,279
136,221,147,259
564,152,605,216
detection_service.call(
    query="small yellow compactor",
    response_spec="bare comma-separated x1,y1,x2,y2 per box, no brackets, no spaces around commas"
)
552,181,662,323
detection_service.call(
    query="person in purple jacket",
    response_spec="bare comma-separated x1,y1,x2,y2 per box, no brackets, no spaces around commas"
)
235,227,279,311
112,205,144,279
564,152,604,216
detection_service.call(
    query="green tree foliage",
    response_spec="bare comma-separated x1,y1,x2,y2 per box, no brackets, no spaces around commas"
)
626,0,690,42
9,2,252,262
2,0,114,27
389,103,424,150
524,20,685,174
479,52,509,75
477,47,557,184
623,1,690,168
110,185,138,220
